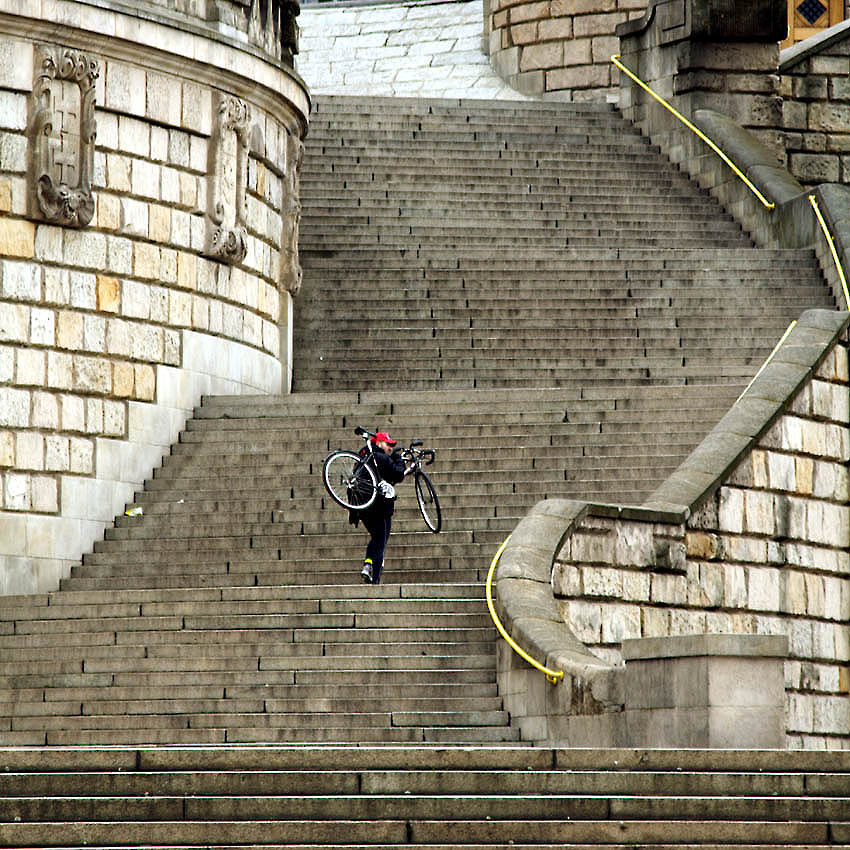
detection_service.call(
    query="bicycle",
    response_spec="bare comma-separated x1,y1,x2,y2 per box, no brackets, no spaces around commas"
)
322,427,442,533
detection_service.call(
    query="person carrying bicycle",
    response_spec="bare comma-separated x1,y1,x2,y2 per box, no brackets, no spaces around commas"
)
356,431,406,584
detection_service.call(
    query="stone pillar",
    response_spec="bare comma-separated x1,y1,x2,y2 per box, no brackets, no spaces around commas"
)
617,0,788,161
621,634,788,748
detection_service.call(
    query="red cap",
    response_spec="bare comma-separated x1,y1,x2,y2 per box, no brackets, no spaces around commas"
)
373,432,397,446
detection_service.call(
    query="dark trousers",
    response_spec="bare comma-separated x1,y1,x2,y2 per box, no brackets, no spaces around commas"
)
362,509,392,583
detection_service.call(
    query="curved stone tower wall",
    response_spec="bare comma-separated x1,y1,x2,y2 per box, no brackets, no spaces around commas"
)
486,0,646,99
0,0,309,595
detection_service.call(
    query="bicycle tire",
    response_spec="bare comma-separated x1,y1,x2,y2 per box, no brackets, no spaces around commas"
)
323,450,378,511
414,469,442,533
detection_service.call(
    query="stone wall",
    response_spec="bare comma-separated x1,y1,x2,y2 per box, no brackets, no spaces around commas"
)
780,21,850,189
0,1,308,595
485,0,646,100
494,311,850,748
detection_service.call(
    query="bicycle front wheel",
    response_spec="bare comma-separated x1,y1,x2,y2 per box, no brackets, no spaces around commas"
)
414,470,442,533
323,450,378,510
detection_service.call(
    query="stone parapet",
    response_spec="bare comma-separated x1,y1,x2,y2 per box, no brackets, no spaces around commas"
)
495,310,850,748
0,1,308,594
780,20,850,189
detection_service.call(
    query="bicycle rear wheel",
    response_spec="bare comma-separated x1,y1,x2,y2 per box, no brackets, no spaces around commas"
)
414,470,442,533
323,450,378,510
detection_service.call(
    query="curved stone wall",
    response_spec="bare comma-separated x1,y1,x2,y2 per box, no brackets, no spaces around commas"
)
486,0,645,99
0,1,309,594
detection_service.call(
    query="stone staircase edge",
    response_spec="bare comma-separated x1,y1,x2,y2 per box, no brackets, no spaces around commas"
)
643,307,850,513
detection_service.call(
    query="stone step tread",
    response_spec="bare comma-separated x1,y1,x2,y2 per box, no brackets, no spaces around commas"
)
1,793,848,821
0,596,489,619
2,767,849,794
0,818,833,845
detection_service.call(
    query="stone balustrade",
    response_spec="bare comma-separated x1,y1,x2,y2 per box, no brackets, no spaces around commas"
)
495,310,850,748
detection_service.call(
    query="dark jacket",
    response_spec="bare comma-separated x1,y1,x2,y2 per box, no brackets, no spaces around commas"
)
368,445,406,515
349,445,406,526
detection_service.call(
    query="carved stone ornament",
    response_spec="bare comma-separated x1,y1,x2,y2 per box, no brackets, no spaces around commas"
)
207,94,252,265
280,131,304,296
28,46,99,228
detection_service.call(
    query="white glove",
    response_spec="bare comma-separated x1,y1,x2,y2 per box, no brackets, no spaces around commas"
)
377,481,396,499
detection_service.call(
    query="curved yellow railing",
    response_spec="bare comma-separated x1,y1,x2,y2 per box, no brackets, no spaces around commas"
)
611,54,775,210
809,194,850,310
485,535,565,685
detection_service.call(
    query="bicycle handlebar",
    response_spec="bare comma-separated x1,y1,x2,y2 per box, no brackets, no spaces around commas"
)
354,427,435,465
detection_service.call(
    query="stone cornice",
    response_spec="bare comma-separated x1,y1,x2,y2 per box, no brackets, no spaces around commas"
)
0,1,309,133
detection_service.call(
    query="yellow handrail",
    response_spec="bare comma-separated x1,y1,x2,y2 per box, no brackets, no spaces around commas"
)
809,194,850,311
485,535,564,685
611,54,775,211
735,319,797,403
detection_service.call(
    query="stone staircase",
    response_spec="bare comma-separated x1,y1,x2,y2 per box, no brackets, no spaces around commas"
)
294,96,830,393
0,93,842,845
0,745,848,847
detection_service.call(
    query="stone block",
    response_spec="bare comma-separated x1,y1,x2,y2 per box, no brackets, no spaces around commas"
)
160,248,177,284
0,430,13,466
69,273,96,311
565,599,601,643
509,20,538,44
747,566,780,611
0,219,35,258
0,386,29,427
106,153,132,192
95,275,121,314
104,400,126,437
650,572,687,605
553,0,614,11
15,431,44,471
84,314,106,353
811,55,850,76
0,91,26,131
791,152,840,183
2,260,42,302
96,194,121,232
509,0,550,23
74,355,111,394
134,243,161,280
33,223,64,263
147,71,182,126
520,41,563,71
30,476,58,513
0,39,34,91
537,17,572,40
16,348,45,386
600,603,641,643
717,486,744,532
0,347,12,383
118,115,150,158
189,137,207,174
4,472,30,510
69,437,94,474
105,61,146,117
106,237,133,276
573,10,625,36
722,563,748,608
0,302,29,344
64,231,107,272
44,435,70,472
135,364,156,401
132,159,161,200
32,392,58,430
